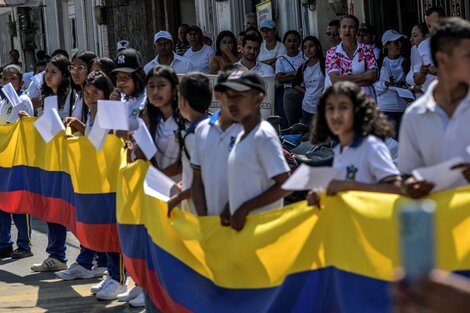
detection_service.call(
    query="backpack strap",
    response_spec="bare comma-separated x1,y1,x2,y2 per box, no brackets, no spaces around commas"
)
181,114,209,160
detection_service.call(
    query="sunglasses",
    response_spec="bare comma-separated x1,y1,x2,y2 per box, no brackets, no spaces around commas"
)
326,32,339,37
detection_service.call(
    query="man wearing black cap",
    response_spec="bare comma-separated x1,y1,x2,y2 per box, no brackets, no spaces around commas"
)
183,25,214,73
216,70,290,231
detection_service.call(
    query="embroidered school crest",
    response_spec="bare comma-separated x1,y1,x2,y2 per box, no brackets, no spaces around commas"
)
346,165,358,181
117,55,126,64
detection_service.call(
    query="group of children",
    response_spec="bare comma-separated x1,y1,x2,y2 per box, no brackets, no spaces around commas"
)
0,15,469,313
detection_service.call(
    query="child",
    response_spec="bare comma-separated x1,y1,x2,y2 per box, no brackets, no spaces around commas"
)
216,71,290,231
306,81,402,206
167,72,212,214
0,64,34,260
191,65,244,220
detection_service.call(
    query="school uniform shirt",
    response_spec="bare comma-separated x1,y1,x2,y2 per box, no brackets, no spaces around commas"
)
183,44,215,74
413,38,436,92
374,56,408,113
26,71,44,100
398,80,470,187
154,115,180,171
258,41,287,62
0,94,33,124
234,60,274,77
143,52,194,75
191,112,243,216
333,135,400,184
122,92,146,131
228,121,290,215
275,52,306,88
37,91,81,120
326,42,378,101
300,62,324,114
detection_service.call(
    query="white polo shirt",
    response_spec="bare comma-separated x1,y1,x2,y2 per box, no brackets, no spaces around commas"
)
275,52,306,88
258,41,287,62
26,71,44,100
123,92,146,131
191,111,243,216
413,38,436,92
144,52,194,75
0,94,34,124
398,80,470,187
235,60,274,77
333,135,400,184
37,92,81,120
228,121,290,215
154,115,180,171
183,44,214,73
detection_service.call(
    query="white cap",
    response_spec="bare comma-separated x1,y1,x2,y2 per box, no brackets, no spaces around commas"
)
154,31,173,43
381,30,406,45
117,40,129,51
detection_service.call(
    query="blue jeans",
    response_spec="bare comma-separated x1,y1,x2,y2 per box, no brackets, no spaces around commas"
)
46,222,67,263
76,246,107,270
0,210,32,250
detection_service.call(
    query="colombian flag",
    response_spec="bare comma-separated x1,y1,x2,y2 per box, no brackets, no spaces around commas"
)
0,118,123,252
117,160,470,313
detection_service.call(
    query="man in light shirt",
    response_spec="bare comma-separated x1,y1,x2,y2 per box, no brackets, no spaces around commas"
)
235,34,274,77
183,25,214,73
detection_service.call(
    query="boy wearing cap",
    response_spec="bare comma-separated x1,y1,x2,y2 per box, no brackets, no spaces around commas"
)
143,31,193,75
258,19,287,68
218,71,290,231
191,66,244,220
183,26,215,73
235,34,274,77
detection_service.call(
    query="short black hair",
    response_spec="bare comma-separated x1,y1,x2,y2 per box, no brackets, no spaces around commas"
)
51,49,69,59
340,14,360,29
92,57,116,76
242,34,262,47
430,17,470,66
413,22,429,37
328,20,340,28
179,72,212,113
283,30,301,45
9,49,19,55
425,6,445,18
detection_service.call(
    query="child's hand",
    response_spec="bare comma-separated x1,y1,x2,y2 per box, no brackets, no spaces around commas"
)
64,117,85,133
18,111,31,118
167,194,181,217
450,163,470,183
405,177,434,199
230,205,249,231
306,189,321,208
219,205,231,226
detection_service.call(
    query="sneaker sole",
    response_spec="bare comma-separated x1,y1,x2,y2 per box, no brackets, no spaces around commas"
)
56,273,94,280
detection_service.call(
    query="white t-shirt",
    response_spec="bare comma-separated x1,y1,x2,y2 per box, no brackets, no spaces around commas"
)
275,52,306,88
191,112,243,216
374,56,408,113
258,41,287,62
144,52,194,75
414,39,436,92
183,45,214,73
301,62,324,114
228,121,290,215
234,60,274,77
154,115,180,171
398,80,470,187
333,135,400,184
0,94,34,124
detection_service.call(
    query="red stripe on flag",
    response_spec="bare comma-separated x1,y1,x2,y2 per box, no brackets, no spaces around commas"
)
76,222,121,253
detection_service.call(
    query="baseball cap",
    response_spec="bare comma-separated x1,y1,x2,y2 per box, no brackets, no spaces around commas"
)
112,48,143,73
214,70,265,94
116,40,129,51
260,19,276,30
154,30,173,43
381,30,406,45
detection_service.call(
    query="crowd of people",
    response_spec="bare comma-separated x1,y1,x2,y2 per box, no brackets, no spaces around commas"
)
1,6,470,313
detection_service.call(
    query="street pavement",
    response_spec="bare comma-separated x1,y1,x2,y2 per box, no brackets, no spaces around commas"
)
0,218,142,313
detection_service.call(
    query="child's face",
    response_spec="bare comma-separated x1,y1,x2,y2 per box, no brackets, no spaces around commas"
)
1,69,23,92
222,88,262,123
325,94,355,139
303,40,318,59
215,90,235,121
70,58,88,86
147,76,174,109
45,62,64,91
115,72,136,96
83,84,105,107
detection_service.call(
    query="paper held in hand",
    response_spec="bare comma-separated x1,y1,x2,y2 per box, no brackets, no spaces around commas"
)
1,83,21,107
132,119,157,160
33,108,65,143
412,157,465,192
282,164,341,191
87,116,109,151
96,100,130,131
44,95,58,112
143,166,176,202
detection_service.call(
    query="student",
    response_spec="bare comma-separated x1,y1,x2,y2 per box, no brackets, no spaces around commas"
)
0,64,34,260
216,71,290,231
191,66,244,219
306,81,402,206
90,57,116,76
399,18,470,198
292,36,325,126
30,54,80,273
167,72,211,214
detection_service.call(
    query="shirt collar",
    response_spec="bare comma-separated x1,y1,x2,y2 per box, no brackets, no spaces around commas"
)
209,110,221,125
332,135,365,149
335,42,365,59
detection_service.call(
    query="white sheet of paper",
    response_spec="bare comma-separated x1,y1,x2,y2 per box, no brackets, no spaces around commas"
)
1,83,21,107
390,87,415,100
132,119,157,161
96,100,129,131
282,164,341,191
143,165,175,202
33,108,65,143
44,96,58,112
87,120,109,152
412,157,465,192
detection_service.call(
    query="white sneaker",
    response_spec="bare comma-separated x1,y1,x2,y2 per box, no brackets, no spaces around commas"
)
96,279,127,301
129,290,145,307
55,263,94,280
117,285,142,302
91,265,107,278
91,276,110,294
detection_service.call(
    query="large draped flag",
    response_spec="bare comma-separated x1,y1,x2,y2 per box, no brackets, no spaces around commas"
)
117,160,470,313
0,118,122,252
